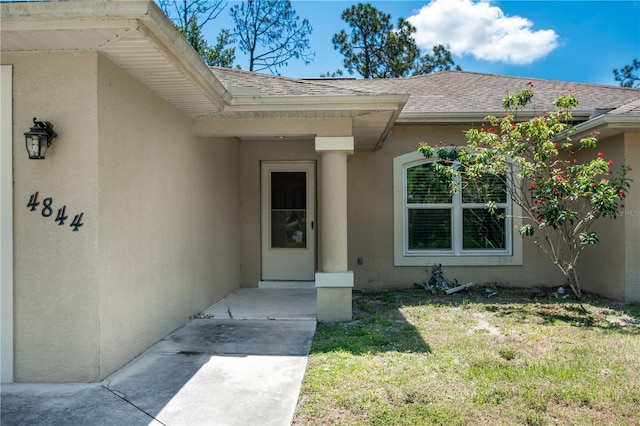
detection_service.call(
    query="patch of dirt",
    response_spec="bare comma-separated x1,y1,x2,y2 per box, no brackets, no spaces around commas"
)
606,314,639,327
468,313,501,336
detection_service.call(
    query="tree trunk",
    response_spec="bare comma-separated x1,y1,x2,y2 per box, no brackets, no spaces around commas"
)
565,266,582,299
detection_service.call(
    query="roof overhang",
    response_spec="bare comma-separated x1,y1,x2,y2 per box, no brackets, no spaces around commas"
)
396,110,596,125
194,92,408,151
1,0,229,118
398,109,639,145
1,1,408,150
568,114,640,140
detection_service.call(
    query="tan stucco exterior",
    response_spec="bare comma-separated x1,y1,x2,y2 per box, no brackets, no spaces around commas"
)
95,54,240,378
4,51,241,381
578,132,640,302
623,133,640,302
347,125,640,299
236,123,592,292
4,50,638,381
2,0,638,383
347,125,566,290
8,51,101,382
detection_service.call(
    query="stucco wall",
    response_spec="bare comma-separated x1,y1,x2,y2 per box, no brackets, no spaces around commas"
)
348,125,639,300
96,54,241,378
579,132,640,301
623,132,640,302
237,125,597,292
5,52,101,381
348,125,567,291
577,134,627,299
5,51,241,382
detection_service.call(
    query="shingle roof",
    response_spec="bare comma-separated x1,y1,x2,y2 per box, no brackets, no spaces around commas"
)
210,67,375,97
319,71,640,114
211,68,640,117
609,98,640,115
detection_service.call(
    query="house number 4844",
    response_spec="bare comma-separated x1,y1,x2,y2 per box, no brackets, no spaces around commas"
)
27,192,84,232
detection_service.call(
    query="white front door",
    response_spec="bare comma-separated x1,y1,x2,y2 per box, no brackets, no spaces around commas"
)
261,161,316,281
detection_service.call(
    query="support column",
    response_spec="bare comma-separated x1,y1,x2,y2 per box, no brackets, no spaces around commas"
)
315,137,354,322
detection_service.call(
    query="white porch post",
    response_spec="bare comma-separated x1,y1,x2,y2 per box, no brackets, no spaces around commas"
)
315,136,353,322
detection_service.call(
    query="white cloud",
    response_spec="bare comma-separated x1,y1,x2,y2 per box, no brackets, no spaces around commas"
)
407,0,559,65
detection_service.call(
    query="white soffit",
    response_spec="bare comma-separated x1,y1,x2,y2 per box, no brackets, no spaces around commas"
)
101,29,222,117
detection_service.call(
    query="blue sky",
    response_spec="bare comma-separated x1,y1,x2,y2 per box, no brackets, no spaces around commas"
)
203,0,640,85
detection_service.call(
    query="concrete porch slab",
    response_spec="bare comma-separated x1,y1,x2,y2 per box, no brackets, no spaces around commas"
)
150,319,316,356
1,288,317,426
259,281,315,289
202,288,316,320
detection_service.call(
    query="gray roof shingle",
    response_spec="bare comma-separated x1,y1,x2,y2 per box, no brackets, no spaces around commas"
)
211,68,640,116
210,67,374,97
609,98,640,115
318,71,640,114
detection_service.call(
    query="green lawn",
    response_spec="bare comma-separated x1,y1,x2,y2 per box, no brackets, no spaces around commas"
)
293,287,640,426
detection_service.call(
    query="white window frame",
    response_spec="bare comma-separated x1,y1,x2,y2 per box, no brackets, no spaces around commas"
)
394,151,523,266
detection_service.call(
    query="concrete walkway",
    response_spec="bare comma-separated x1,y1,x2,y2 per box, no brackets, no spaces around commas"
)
1,288,317,426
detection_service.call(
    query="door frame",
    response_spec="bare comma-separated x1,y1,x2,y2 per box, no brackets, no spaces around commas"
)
260,161,316,281
1,65,14,383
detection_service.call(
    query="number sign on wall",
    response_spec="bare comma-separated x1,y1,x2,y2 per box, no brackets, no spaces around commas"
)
27,192,84,232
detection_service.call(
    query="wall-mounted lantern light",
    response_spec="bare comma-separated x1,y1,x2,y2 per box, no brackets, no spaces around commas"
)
24,118,57,159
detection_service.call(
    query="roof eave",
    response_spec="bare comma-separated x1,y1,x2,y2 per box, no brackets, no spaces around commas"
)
568,114,640,140
397,111,501,124
396,110,593,125
221,93,409,151
397,109,595,124
372,102,404,151
225,93,409,112
1,1,230,116
137,3,230,111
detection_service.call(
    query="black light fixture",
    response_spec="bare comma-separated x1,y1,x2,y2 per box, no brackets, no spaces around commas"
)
24,117,57,159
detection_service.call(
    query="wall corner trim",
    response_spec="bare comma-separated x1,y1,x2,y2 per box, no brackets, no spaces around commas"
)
1,65,14,383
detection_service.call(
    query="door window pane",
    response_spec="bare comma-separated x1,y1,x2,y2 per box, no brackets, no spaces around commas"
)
271,172,306,248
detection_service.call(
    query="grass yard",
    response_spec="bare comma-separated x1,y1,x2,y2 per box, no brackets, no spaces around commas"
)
293,287,640,426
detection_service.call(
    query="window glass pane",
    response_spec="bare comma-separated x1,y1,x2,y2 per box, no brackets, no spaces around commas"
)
463,208,506,249
406,163,452,204
408,209,451,250
271,171,306,248
462,174,506,203
271,210,306,248
272,172,306,209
